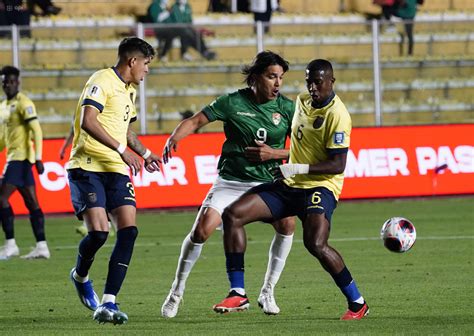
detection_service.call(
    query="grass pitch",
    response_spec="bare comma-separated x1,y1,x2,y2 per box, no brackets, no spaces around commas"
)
0,196,473,335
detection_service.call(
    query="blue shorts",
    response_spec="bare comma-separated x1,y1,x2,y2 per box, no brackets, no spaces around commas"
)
67,168,136,220
2,160,35,187
253,180,338,223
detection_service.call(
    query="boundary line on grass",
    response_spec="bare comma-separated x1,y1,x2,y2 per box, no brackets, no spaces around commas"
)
51,235,474,250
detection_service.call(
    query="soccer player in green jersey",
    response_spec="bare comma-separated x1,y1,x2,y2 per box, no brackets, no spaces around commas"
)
213,59,369,320
161,51,296,317
0,65,50,260
67,37,161,325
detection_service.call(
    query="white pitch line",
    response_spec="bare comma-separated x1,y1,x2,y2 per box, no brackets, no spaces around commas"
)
50,235,474,251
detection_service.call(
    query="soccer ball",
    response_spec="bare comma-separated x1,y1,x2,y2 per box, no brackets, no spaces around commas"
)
380,217,416,253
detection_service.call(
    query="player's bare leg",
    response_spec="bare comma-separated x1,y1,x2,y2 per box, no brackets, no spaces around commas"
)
214,194,273,313
302,213,368,320
0,183,19,259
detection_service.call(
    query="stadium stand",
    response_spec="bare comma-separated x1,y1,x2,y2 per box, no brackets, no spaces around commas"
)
0,0,472,136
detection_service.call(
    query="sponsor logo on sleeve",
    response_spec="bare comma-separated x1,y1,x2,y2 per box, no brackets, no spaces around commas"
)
334,132,344,145
26,106,34,115
88,85,101,98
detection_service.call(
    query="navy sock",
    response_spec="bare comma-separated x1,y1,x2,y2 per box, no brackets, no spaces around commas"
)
0,206,14,240
331,266,362,303
225,252,245,289
29,208,46,242
104,226,138,296
76,231,109,277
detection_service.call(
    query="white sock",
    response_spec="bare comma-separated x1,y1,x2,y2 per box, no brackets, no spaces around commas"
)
5,238,17,247
73,270,89,283
354,296,365,304
262,232,293,292
171,233,203,296
230,287,246,296
36,241,48,249
101,294,115,304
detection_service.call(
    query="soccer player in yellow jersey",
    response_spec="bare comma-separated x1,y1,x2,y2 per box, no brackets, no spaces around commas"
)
67,37,161,325
214,59,369,320
0,65,50,260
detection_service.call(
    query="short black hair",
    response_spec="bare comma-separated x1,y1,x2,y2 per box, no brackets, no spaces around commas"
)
1,65,20,78
306,59,334,77
242,50,289,86
118,36,155,60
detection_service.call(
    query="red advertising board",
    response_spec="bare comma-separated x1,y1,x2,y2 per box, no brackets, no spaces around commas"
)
1,124,473,215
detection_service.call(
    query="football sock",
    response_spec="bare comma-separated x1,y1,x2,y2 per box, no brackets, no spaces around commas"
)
76,230,109,277
263,232,293,289
0,206,15,240
5,238,17,247
29,208,46,242
101,294,116,304
104,226,138,296
226,252,245,291
171,233,204,296
331,266,363,304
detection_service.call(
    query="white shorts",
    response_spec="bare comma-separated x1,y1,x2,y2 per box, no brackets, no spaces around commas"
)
201,176,262,216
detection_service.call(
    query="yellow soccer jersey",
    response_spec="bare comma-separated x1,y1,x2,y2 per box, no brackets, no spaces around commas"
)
284,92,352,200
0,92,39,163
67,67,137,175
0,100,7,151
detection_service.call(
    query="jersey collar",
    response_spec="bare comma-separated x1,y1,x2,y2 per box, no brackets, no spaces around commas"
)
111,67,129,87
311,91,335,109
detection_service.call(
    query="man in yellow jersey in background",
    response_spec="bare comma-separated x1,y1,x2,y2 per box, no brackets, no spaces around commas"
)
67,37,161,325
0,66,50,260
213,59,369,320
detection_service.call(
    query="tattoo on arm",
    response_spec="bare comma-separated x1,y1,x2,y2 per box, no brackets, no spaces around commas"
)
127,128,146,156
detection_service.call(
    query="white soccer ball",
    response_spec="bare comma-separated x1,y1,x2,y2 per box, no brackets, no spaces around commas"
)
380,217,416,253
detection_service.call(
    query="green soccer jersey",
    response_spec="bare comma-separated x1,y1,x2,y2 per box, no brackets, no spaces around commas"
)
202,88,295,182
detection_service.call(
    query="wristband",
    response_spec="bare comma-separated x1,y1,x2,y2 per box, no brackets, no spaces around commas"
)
279,163,310,178
35,153,42,161
142,148,151,159
116,143,126,154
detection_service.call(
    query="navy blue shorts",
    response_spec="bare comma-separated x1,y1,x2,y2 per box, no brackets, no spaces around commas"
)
253,180,338,223
67,168,136,220
2,160,35,187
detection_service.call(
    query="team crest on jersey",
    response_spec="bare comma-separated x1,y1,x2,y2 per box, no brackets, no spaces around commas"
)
272,113,281,125
313,116,324,129
88,85,101,98
10,104,16,112
87,193,97,203
334,132,345,145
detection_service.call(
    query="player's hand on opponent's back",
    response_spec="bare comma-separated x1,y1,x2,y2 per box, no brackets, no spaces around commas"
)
144,152,162,173
35,160,45,174
244,140,274,162
120,148,142,176
162,138,178,164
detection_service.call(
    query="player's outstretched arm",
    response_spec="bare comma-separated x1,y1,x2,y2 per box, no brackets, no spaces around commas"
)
244,139,289,162
162,111,210,164
80,105,142,175
126,127,161,173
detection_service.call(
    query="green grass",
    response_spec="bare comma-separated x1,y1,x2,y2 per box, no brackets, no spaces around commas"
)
0,196,473,335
